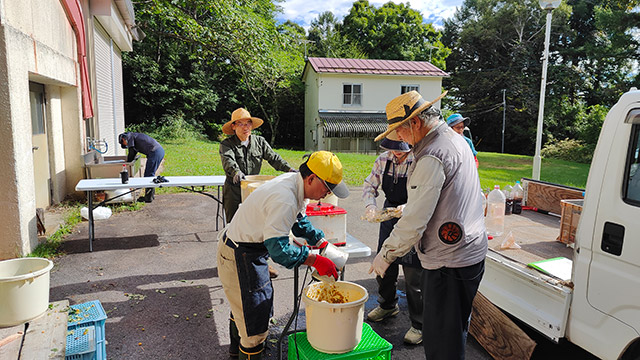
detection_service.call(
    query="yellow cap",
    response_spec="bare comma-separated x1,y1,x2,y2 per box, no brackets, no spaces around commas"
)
306,151,349,198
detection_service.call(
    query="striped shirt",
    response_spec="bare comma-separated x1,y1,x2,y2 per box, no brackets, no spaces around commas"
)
362,151,414,208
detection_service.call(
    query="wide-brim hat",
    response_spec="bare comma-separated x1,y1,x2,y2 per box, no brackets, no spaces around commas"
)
305,151,349,199
446,113,470,127
222,108,264,135
374,90,448,142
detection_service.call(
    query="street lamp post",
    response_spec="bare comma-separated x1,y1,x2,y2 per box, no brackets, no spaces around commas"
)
532,0,561,180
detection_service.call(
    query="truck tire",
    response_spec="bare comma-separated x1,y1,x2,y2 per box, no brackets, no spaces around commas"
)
621,339,640,360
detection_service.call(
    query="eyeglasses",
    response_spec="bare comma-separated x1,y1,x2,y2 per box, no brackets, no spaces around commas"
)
234,121,253,128
316,175,332,195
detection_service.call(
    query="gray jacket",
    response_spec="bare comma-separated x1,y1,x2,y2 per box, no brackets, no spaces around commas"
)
380,122,487,269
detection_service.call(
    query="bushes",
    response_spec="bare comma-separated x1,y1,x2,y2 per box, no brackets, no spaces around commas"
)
541,137,594,163
127,111,207,142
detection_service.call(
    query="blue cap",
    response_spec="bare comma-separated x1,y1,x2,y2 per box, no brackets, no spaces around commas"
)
380,138,411,152
446,113,470,127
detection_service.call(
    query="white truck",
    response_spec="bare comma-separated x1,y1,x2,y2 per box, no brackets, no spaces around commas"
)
479,88,640,359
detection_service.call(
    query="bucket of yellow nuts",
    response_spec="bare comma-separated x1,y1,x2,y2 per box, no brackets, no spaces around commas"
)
302,281,369,353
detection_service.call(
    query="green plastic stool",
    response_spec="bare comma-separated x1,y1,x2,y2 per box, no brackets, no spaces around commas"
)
287,323,392,360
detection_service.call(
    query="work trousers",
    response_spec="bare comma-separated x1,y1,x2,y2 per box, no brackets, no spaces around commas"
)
422,260,484,360
217,232,271,348
376,264,423,329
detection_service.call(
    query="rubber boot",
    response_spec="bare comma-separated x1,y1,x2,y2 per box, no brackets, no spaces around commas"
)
239,342,264,360
229,317,240,357
144,188,155,203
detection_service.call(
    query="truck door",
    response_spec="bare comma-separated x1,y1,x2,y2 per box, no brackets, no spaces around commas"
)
588,107,640,333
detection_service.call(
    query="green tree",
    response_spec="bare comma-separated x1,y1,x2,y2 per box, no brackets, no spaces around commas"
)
123,0,306,145
340,0,449,68
307,11,366,58
442,0,638,155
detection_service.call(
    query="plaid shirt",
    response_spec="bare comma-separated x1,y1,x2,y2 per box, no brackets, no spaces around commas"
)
362,151,414,208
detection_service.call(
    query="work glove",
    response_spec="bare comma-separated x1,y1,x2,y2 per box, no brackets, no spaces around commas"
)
232,171,245,184
312,255,339,280
368,252,391,278
364,205,378,222
396,204,406,217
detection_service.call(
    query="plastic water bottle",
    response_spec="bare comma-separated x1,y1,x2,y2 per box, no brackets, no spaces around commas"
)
512,181,524,214
120,164,129,184
486,185,506,236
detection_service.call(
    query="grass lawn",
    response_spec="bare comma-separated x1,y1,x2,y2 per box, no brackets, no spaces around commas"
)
160,138,590,191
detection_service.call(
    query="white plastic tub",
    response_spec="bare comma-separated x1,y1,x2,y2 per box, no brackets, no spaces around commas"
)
0,257,54,327
302,281,368,353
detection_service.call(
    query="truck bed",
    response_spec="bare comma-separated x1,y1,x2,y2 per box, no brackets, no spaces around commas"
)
490,210,573,265
481,209,574,342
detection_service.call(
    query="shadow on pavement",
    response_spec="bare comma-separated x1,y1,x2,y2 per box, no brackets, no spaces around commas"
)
62,235,160,254
51,268,224,359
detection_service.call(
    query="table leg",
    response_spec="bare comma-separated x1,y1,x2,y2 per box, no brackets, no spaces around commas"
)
88,191,94,252
278,266,300,360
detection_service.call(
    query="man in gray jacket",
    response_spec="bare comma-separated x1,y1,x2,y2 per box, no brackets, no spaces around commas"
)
370,91,488,359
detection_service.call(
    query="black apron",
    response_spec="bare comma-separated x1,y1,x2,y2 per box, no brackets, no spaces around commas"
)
379,159,420,268
231,241,274,336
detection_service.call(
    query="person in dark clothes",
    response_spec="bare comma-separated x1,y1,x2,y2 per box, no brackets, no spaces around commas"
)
363,135,423,345
118,132,165,203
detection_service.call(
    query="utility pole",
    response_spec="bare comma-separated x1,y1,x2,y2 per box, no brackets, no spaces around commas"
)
298,39,315,60
502,89,506,153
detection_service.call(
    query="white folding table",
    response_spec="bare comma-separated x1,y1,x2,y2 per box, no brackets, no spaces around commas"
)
76,176,226,251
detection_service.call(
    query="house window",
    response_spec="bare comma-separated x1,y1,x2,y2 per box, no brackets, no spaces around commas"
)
343,84,362,106
401,85,420,94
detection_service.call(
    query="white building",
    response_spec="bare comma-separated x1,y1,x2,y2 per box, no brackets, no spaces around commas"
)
0,0,141,259
302,57,449,152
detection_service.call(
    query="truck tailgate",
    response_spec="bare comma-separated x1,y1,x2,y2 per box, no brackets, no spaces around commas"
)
479,210,574,342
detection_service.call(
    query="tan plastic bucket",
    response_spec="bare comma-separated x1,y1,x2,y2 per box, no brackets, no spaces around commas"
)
0,257,54,327
240,175,275,202
302,281,368,353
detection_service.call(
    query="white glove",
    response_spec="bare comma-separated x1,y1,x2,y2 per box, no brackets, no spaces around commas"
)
232,171,245,184
365,205,378,222
368,252,391,278
396,204,406,217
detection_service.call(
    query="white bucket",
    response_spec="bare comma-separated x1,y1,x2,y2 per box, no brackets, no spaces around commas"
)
302,281,368,353
0,257,54,327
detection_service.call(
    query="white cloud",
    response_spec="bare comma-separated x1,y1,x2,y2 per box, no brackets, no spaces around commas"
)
277,0,463,30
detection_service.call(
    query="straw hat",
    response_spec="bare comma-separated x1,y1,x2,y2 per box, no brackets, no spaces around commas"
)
222,108,264,135
374,90,448,142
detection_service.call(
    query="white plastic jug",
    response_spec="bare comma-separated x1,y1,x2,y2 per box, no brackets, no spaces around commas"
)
486,185,506,236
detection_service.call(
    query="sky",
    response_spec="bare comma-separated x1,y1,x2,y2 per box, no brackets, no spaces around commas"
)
276,0,464,30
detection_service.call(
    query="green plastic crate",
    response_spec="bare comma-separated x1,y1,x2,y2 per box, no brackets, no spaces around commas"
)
287,323,392,360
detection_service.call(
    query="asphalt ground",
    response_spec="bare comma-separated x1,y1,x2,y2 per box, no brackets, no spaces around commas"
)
50,188,594,359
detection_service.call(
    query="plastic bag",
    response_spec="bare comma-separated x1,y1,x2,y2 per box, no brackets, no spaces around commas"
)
500,231,521,250
361,205,404,223
81,206,112,220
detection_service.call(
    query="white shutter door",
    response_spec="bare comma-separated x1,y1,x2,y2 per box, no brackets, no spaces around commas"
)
113,45,125,155
94,24,115,155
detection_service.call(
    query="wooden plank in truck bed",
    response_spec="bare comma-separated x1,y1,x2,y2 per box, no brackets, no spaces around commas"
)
522,178,584,215
490,210,573,265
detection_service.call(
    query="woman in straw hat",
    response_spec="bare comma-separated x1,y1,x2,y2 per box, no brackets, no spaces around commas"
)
219,108,296,222
369,91,488,359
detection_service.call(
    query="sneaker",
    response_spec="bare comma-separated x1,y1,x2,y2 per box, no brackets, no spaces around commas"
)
403,327,423,345
268,265,279,279
367,305,399,322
